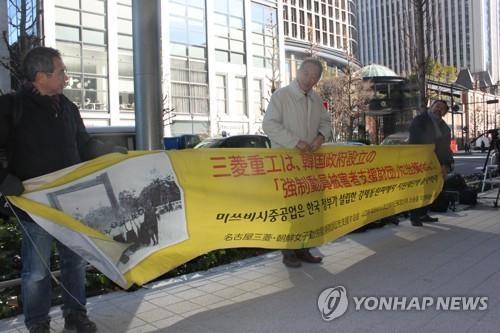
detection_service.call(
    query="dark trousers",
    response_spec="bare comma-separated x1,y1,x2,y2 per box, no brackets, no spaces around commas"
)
282,248,310,257
410,205,429,221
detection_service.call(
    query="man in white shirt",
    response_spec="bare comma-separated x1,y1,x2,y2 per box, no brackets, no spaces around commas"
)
263,58,332,268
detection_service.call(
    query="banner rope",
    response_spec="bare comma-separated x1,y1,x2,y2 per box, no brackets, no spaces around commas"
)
0,192,86,309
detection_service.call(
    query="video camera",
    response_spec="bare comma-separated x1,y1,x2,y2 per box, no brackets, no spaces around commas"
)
487,129,499,140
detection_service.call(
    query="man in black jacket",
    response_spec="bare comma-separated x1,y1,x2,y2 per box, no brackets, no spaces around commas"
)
409,100,454,227
0,47,126,333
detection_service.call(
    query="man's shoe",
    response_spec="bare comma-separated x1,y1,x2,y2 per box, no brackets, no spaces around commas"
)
420,214,438,223
29,321,50,333
64,312,97,333
410,219,423,227
296,250,323,263
282,255,302,268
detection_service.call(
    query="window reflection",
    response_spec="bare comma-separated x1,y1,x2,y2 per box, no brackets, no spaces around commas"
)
169,0,208,115
55,0,108,113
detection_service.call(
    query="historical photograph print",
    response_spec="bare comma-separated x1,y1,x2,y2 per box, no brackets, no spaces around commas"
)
28,152,188,271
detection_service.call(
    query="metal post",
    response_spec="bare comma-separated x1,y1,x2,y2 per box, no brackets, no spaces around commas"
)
451,84,455,139
132,0,163,150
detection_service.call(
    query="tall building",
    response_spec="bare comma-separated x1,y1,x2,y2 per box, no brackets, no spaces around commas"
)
2,0,358,135
282,0,359,81
356,0,500,84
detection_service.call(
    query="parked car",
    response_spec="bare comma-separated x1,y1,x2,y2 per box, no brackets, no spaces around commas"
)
323,141,367,146
163,134,201,150
87,126,136,150
381,132,409,145
194,135,271,148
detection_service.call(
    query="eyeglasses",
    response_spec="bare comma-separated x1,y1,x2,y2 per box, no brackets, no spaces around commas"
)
45,68,68,78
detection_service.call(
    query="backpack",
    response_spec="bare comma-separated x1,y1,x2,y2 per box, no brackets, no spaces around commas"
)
444,173,467,191
444,173,477,206
459,188,478,205
430,192,453,212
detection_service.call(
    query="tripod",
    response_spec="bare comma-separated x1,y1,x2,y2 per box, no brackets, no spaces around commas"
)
481,134,500,207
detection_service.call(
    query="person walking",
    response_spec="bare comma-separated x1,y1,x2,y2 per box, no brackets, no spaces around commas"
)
262,57,331,267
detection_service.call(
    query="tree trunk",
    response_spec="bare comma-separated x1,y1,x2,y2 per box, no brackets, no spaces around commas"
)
414,0,427,112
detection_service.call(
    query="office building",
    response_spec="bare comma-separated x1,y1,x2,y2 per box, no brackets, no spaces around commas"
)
1,0,357,135
357,0,500,84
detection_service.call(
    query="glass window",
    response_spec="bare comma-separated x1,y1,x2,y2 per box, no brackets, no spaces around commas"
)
230,0,244,16
214,24,229,37
82,29,105,45
215,50,229,62
82,13,105,30
252,56,265,68
67,74,82,90
187,7,204,19
56,25,80,42
229,17,244,28
57,42,82,73
117,4,132,19
81,0,105,13
216,37,229,50
215,0,228,13
117,19,132,34
214,13,227,25
253,79,264,116
118,53,133,77
171,3,186,15
171,43,187,56
84,89,108,111
55,8,80,26
188,46,205,58
170,17,188,43
234,77,246,116
56,0,79,9
231,53,245,64
190,71,207,84
83,46,107,75
170,0,208,115
119,79,134,112
118,34,133,49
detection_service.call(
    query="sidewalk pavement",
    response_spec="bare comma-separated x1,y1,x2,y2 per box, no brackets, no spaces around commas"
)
1,192,500,333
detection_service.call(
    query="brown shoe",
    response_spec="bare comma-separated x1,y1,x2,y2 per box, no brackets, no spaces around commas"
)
420,214,438,223
410,218,423,227
282,255,302,268
296,249,322,263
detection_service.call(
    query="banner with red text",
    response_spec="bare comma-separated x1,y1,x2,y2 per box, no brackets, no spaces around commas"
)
8,145,442,287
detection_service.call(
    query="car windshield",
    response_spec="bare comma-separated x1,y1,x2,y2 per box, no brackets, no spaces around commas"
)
194,139,222,148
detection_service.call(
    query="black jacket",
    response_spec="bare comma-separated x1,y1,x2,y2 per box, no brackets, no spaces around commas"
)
409,111,454,168
0,86,117,219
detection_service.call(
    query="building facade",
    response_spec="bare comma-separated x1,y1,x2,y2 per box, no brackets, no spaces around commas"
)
31,0,357,136
356,0,500,84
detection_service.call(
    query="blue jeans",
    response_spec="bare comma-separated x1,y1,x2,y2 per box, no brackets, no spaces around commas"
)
20,220,87,329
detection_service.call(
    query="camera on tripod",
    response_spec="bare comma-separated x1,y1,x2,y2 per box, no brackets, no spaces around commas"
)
486,128,499,139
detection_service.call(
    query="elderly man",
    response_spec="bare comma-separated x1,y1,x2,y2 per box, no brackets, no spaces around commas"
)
263,57,332,267
408,99,454,226
0,47,126,333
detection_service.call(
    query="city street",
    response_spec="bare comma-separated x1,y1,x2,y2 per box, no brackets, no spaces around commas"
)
453,151,491,176
2,192,500,333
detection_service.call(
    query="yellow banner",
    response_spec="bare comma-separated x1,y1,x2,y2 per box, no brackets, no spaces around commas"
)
9,145,442,288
